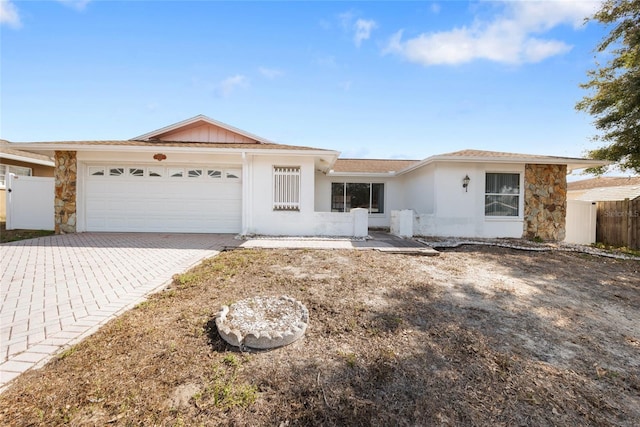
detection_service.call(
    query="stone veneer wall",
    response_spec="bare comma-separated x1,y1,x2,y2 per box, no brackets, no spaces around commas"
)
54,151,77,234
523,164,567,241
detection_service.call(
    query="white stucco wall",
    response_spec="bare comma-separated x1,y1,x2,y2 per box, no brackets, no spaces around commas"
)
398,163,435,213
402,162,525,238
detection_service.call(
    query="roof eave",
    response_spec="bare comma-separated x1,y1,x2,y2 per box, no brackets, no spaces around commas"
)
396,156,612,175
7,142,339,159
0,152,55,167
327,171,396,178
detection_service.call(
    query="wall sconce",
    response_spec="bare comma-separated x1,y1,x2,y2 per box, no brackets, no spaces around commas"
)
462,174,470,192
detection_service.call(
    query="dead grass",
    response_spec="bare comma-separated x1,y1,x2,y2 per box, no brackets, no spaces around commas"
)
0,222,54,243
1,247,639,426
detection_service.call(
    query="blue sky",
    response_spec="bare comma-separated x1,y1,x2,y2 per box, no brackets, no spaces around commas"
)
0,0,619,176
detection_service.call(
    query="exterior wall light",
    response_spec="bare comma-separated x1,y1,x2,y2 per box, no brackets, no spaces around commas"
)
463,174,470,192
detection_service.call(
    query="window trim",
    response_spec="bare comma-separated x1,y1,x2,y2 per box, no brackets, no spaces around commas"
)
484,172,522,218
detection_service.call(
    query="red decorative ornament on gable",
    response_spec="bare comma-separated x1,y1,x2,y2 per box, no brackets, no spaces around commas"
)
153,153,167,161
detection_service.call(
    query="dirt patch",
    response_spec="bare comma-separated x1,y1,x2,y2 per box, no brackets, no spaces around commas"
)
1,247,639,426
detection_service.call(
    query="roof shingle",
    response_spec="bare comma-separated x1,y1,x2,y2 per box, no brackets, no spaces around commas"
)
332,158,419,174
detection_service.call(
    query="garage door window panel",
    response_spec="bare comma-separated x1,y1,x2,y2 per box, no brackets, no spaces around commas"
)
169,168,184,178
226,169,241,180
208,169,222,179
148,167,164,177
88,166,105,176
129,168,144,177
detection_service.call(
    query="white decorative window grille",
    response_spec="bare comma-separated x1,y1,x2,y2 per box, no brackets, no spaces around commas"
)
148,167,164,177
0,164,32,188
88,166,105,176
129,168,144,177
226,169,241,180
207,169,222,179
188,169,203,178
485,173,520,217
273,166,301,211
169,168,184,178
109,167,125,177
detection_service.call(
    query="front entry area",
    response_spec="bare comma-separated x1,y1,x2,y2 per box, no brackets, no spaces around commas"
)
84,164,242,233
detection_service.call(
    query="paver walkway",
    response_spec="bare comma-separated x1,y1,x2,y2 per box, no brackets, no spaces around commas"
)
0,233,238,391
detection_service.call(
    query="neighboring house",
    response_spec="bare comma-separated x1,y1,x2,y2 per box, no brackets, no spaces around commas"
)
8,115,606,240
568,176,640,202
0,139,55,221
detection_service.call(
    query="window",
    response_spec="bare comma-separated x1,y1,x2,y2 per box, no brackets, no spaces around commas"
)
109,167,125,177
207,169,222,179
273,166,300,211
0,164,32,188
168,168,184,178
485,173,520,217
88,166,105,176
331,182,384,214
187,169,203,178
129,168,144,177
148,167,164,177
226,169,241,180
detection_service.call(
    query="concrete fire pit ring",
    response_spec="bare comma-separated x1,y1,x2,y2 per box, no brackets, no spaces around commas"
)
215,295,309,350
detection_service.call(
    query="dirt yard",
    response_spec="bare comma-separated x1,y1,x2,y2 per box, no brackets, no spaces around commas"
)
1,246,639,426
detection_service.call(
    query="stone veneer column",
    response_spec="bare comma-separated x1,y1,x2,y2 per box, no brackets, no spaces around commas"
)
523,164,567,241
54,151,77,234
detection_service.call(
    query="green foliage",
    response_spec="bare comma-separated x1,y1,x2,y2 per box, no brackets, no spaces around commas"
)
57,345,78,360
576,0,640,174
192,362,257,411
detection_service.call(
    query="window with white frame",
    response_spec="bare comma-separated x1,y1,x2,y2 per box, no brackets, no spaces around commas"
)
331,182,384,214
485,173,520,217
0,164,32,188
273,166,301,211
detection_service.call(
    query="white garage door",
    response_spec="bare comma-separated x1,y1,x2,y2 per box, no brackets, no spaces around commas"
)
85,165,242,233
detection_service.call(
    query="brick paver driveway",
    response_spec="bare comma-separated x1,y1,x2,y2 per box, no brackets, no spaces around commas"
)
0,233,238,391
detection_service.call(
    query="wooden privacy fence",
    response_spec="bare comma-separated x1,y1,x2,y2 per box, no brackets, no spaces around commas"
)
596,198,640,249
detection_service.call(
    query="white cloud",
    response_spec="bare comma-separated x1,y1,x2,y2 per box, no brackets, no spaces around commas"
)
0,0,22,29
216,75,249,98
338,10,378,47
384,0,600,66
338,10,355,30
56,0,92,11
258,67,284,79
354,19,377,47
